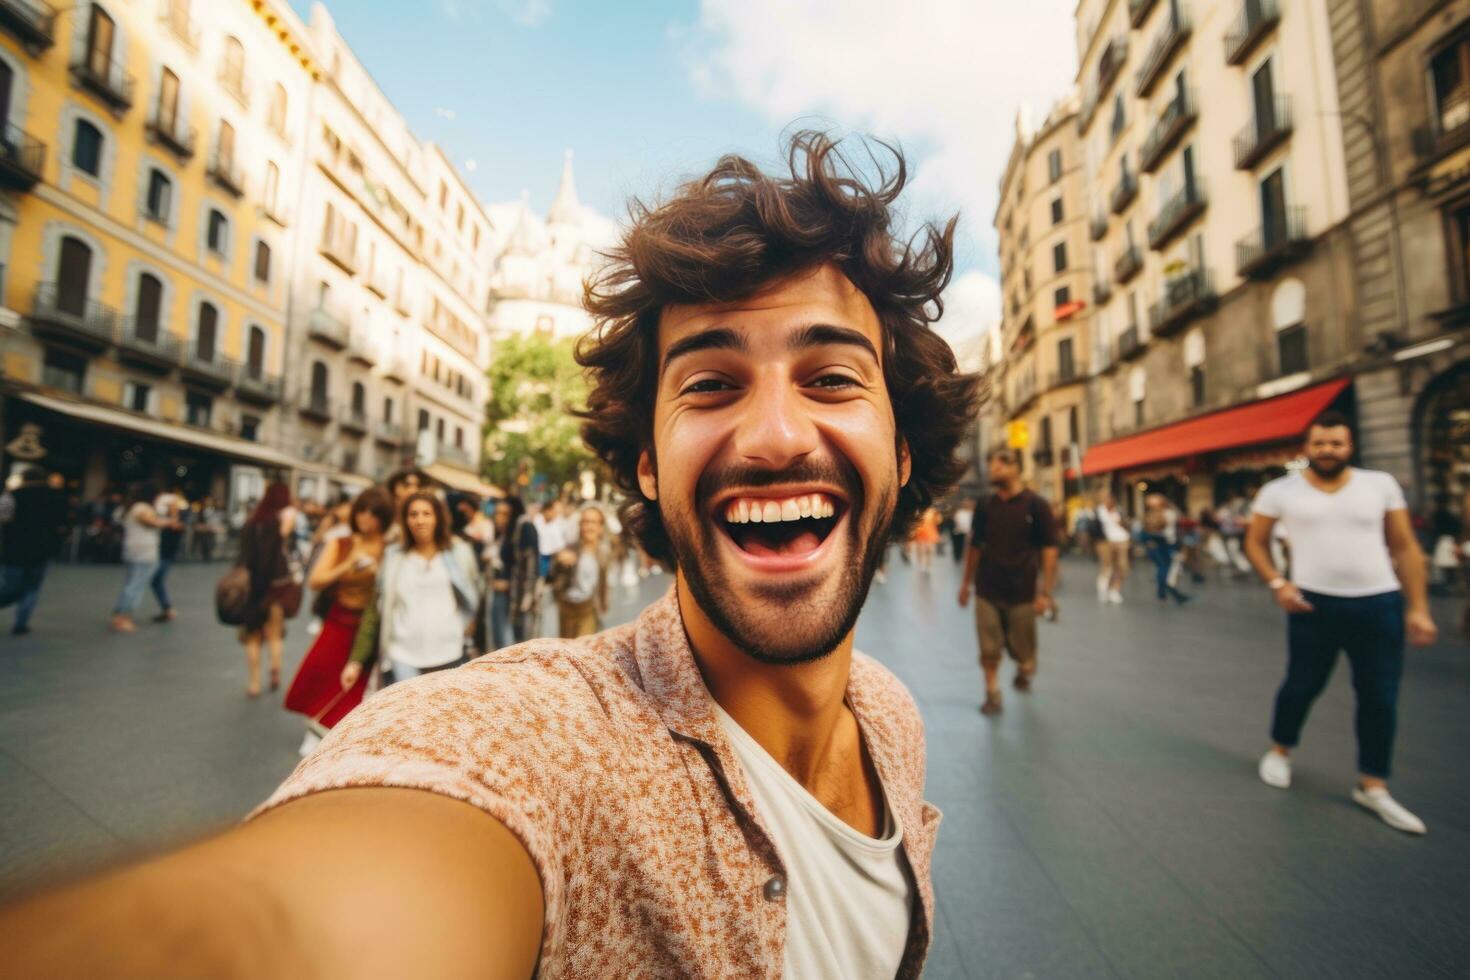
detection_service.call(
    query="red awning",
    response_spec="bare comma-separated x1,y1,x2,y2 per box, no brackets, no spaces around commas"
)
1080,378,1350,476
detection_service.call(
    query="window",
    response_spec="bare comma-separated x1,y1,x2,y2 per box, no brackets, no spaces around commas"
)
1278,323,1308,375
221,36,245,95
456,203,464,231
455,426,464,449
124,380,151,413
86,3,115,79
268,82,288,136
57,236,92,316
310,361,328,403
42,348,85,393
217,120,236,172
1251,58,1277,136
206,209,227,254
185,390,212,427
1134,398,1145,428
157,68,180,133
73,120,103,176
240,414,260,442
1190,365,1206,406
438,181,447,208
196,302,218,360
1068,405,1079,444
350,382,365,415
1110,93,1126,141
1054,286,1071,308
246,325,265,377
436,417,446,442
417,408,429,431
383,396,394,423
1047,148,1062,182
135,273,162,341
1053,242,1068,273
253,241,271,283
145,169,172,222
1057,337,1075,380
1051,197,1064,225
263,162,280,216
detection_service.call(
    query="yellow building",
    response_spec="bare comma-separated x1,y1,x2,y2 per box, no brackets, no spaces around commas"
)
0,0,319,507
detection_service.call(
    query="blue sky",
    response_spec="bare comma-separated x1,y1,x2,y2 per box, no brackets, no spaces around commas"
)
289,1,1079,345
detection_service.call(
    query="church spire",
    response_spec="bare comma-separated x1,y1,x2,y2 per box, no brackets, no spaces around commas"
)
547,149,579,226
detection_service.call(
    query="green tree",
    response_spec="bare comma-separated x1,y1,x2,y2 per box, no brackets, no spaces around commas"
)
482,333,593,496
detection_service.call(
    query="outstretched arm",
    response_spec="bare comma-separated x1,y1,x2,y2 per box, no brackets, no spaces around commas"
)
0,788,544,979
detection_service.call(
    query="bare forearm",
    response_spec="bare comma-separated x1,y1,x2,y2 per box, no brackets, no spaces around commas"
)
1039,548,1059,595
1243,532,1278,583
1393,543,1430,613
962,547,980,587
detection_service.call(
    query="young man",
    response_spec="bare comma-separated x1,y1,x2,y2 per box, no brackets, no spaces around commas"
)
958,448,1060,715
1246,411,1437,835
0,133,979,978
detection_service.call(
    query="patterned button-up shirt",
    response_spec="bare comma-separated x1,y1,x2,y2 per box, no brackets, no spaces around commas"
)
256,587,941,977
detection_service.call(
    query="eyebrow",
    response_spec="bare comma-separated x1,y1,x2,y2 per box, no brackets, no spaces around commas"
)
661,322,879,377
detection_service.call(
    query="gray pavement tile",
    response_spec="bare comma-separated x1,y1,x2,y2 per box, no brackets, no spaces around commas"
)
0,749,119,898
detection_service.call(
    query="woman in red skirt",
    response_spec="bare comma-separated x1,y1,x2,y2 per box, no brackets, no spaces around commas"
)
283,486,393,755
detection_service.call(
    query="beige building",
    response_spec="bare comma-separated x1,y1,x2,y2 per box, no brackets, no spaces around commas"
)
992,95,1097,503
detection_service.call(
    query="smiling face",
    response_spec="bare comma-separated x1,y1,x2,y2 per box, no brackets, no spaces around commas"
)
406,498,438,546
639,264,910,665
579,508,605,548
1306,423,1352,478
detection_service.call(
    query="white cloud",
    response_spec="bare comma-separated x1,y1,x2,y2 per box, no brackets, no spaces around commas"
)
677,0,1075,344
495,0,551,28
937,269,1001,348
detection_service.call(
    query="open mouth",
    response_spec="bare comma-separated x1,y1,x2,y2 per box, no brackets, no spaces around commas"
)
716,492,846,560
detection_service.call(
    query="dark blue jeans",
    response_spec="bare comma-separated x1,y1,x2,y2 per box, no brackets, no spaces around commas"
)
1142,533,1188,602
0,562,48,629
1270,590,1405,779
150,558,175,611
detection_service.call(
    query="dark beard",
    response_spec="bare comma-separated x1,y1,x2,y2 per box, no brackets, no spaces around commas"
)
663,459,895,666
1308,456,1347,478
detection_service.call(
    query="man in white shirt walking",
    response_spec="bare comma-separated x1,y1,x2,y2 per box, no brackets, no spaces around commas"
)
1245,411,1437,834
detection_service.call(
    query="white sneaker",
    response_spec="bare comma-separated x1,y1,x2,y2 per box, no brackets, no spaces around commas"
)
1352,786,1427,835
1096,580,1109,602
1107,589,1124,604
1258,751,1291,789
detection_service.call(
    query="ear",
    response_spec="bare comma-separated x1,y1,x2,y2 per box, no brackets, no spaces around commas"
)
637,449,658,501
897,437,912,488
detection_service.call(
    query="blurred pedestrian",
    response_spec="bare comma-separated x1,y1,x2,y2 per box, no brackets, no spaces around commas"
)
550,506,610,638
958,448,1060,715
0,465,67,635
485,497,525,650
234,484,299,698
1247,412,1436,835
910,505,940,574
511,502,544,640
384,468,428,544
150,484,186,623
283,487,392,755
1095,493,1130,604
343,491,481,690
108,482,181,633
1141,493,1191,605
951,498,974,564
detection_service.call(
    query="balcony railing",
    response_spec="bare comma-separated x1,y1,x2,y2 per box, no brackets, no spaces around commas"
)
181,344,235,388
1147,179,1208,250
1236,206,1311,279
1114,244,1143,284
319,235,357,275
1413,120,1470,165
1136,10,1192,98
1118,325,1145,361
1090,212,1109,241
1139,89,1197,174
237,367,283,404
117,318,180,370
1047,367,1081,389
1094,279,1114,305
145,107,196,160
382,353,409,383
374,420,405,445
0,0,56,52
29,282,116,350
340,407,369,435
161,4,199,51
307,306,350,348
1224,0,1279,66
1011,372,1039,412
0,123,45,190
1234,96,1293,170
70,52,135,113
438,443,473,468
207,151,245,197
299,393,333,422
1129,0,1159,28
1097,36,1128,101
347,331,377,366
1148,268,1217,337
1110,169,1138,215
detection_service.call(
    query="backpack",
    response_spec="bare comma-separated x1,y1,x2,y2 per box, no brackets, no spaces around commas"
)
215,564,252,626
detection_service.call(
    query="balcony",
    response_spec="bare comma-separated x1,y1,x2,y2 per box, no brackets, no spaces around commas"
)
1118,325,1145,361
1224,0,1279,66
1109,170,1138,215
299,393,333,423
1233,96,1293,170
1094,279,1114,305
180,344,235,390
1147,179,1207,250
70,53,134,114
1047,367,1082,390
206,152,245,197
438,443,473,469
0,123,45,190
28,282,116,352
339,407,369,435
1114,244,1143,284
1129,0,1159,28
1148,268,1217,337
1090,212,1109,241
347,331,377,367
319,235,357,275
1097,36,1128,102
117,318,180,371
393,288,413,317
0,0,56,52
1139,89,1197,174
1236,206,1311,279
382,353,409,383
1032,448,1055,467
237,367,283,405
1136,10,1192,99
374,420,405,445
307,307,350,348
145,107,196,161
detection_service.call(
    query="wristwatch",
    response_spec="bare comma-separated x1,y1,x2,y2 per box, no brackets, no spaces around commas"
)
1267,577,1287,591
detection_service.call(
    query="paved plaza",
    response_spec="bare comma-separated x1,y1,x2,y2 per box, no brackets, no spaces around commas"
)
1,553,1467,978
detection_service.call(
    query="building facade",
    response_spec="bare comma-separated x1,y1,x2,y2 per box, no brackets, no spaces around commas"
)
0,0,315,506
992,96,1097,503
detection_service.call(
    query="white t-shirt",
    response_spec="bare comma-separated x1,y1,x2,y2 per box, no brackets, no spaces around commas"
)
122,503,161,564
1250,468,1407,597
715,705,912,980
953,507,973,537
1097,505,1131,544
385,551,463,669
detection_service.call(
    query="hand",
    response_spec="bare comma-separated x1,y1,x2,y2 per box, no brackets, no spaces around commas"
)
1032,594,1053,616
957,584,971,608
555,549,577,568
339,662,362,689
1273,582,1314,613
1407,609,1438,647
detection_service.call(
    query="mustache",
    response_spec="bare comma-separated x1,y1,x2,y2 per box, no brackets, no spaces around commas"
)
696,456,863,506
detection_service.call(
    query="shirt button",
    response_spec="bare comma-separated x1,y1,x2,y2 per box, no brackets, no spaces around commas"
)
762,875,786,902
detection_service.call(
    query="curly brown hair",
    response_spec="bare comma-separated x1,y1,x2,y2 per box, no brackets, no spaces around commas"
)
576,131,983,563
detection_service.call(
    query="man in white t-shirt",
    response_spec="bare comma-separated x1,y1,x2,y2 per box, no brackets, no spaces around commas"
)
1245,411,1437,834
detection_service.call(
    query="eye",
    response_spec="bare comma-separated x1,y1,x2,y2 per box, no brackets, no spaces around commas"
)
808,373,862,390
681,378,734,396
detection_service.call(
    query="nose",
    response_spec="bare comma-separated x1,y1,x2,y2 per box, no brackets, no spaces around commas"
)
732,371,820,471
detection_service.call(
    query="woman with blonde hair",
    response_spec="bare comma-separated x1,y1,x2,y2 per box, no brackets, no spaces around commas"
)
550,505,610,638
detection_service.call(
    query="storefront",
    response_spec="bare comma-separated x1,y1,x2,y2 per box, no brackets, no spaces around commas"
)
1413,358,1470,508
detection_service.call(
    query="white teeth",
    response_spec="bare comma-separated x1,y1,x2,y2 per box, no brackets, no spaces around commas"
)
748,502,763,523
798,496,813,518
781,499,800,522
720,493,840,524
737,500,749,524
762,501,781,523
